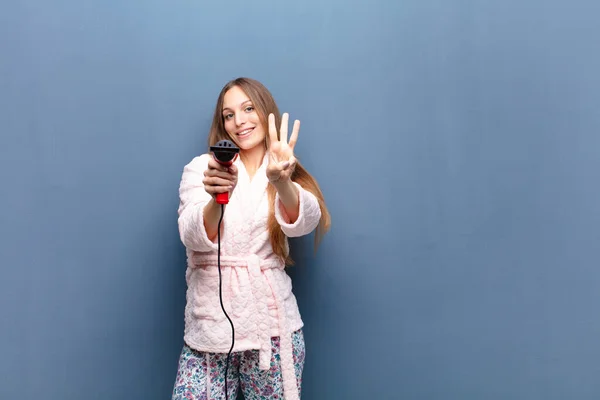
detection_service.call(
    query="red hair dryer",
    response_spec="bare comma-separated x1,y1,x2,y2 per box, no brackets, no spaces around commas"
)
210,139,240,205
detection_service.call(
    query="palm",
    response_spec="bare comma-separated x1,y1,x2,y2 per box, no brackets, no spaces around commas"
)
270,140,293,162
267,113,300,182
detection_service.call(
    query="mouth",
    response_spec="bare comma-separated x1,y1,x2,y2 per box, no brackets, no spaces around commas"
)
236,127,254,139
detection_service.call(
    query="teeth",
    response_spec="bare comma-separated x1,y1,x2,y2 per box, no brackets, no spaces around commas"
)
238,128,253,136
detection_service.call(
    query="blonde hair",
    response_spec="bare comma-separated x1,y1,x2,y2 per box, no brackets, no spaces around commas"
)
207,77,331,264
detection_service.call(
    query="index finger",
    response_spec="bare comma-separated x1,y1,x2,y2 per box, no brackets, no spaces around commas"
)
268,113,278,144
207,158,220,170
207,158,229,174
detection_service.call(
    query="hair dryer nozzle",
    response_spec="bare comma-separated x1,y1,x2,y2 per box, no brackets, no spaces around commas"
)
210,140,240,164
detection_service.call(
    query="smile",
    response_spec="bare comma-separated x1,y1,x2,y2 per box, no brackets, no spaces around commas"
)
237,128,254,139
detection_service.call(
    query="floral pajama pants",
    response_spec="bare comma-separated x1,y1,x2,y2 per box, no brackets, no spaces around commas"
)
172,330,305,400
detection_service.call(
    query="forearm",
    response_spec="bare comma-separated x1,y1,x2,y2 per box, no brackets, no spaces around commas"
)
203,199,225,241
272,179,300,223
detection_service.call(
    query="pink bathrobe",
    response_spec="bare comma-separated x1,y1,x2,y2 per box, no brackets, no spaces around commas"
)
177,152,321,400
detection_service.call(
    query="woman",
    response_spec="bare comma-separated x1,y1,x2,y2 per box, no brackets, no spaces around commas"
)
172,77,330,400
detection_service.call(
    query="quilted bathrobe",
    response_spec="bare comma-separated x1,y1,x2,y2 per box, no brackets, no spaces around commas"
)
177,152,321,400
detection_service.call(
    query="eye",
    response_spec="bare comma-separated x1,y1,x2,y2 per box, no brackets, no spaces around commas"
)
224,113,234,120
245,106,254,112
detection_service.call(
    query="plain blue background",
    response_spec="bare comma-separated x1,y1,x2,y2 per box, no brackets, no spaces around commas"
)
2,1,600,399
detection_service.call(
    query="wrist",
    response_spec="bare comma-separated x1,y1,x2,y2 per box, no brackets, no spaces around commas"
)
271,178,295,194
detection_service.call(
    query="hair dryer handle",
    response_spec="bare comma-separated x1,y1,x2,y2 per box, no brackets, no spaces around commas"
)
216,192,229,205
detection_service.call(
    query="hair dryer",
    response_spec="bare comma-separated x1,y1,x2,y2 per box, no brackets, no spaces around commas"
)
209,139,240,205
209,139,240,397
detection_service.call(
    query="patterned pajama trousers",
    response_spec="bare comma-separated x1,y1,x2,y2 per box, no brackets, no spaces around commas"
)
172,330,305,400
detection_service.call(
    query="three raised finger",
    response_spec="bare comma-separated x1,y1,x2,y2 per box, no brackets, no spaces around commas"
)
268,112,300,148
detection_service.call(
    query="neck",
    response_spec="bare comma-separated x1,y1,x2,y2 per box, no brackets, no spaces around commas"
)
240,145,266,179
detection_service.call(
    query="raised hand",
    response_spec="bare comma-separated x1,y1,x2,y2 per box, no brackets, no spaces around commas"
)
266,112,300,183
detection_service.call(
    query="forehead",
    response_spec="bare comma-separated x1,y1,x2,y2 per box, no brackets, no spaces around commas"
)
222,86,250,109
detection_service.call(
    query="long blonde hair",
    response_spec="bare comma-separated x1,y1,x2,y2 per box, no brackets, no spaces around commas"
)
207,77,331,264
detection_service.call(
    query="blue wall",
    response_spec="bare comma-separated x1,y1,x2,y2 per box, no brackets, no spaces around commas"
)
2,1,600,399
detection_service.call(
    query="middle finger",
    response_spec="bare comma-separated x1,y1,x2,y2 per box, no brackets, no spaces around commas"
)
207,169,233,179
280,113,289,145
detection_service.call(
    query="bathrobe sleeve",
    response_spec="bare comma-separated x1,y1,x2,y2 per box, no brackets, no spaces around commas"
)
177,154,218,252
274,181,322,237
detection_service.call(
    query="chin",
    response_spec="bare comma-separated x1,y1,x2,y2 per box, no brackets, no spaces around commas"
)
230,133,265,152
239,140,264,152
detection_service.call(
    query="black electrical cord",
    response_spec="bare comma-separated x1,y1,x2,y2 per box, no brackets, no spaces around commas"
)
217,202,235,398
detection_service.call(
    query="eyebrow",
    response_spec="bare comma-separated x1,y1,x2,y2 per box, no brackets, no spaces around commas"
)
222,100,252,113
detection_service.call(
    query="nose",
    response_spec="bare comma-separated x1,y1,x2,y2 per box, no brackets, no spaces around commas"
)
234,112,247,126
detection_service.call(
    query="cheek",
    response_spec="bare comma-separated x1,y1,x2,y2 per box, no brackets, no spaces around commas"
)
250,117,266,137
255,128,266,142
223,120,235,135
249,113,262,127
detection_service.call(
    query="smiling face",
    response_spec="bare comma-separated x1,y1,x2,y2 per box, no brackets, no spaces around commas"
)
221,85,267,152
